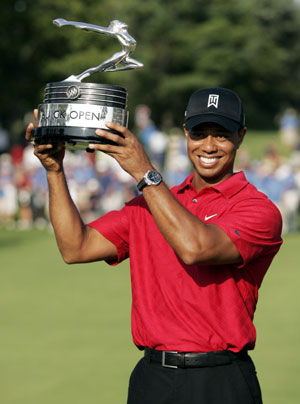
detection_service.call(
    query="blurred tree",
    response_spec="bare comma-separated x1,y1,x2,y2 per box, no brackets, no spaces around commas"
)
0,0,125,142
1,0,300,143
117,0,300,128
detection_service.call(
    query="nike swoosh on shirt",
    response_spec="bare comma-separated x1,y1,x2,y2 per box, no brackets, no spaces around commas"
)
204,214,218,221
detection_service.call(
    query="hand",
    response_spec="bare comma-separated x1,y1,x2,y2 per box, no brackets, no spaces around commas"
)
25,109,65,173
89,122,154,182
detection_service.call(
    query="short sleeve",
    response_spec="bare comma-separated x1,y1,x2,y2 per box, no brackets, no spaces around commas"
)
211,198,283,267
87,208,130,265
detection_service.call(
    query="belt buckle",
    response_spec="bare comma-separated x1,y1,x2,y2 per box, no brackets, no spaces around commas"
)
162,351,178,369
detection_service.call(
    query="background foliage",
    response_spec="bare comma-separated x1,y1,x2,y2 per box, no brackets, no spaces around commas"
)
1,0,300,139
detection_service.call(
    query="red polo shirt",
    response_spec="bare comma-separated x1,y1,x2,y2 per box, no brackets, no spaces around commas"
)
88,172,282,353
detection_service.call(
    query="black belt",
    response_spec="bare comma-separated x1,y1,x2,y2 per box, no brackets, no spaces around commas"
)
144,347,247,369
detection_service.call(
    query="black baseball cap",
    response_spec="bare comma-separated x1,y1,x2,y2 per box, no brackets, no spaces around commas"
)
185,87,245,132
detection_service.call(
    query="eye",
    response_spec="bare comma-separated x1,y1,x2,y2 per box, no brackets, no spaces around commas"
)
216,134,227,141
188,131,206,140
216,133,230,141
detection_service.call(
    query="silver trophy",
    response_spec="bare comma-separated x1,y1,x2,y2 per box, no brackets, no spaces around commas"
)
33,19,143,151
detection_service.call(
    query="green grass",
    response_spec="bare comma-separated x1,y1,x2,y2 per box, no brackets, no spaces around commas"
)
0,229,140,404
0,228,299,404
252,232,300,404
240,129,291,160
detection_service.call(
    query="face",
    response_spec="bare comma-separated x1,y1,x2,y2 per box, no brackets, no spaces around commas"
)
184,122,246,190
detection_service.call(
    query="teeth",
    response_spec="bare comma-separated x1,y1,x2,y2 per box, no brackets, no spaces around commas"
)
200,157,218,164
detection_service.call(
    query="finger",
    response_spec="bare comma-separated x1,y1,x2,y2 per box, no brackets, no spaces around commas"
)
35,142,64,154
25,123,34,142
104,121,132,138
94,128,126,145
104,123,138,148
34,109,38,126
34,144,53,155
88,142,120,153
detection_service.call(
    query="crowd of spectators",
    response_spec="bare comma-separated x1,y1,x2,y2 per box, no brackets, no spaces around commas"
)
236,142,300,234
1,106,300,234
0,107,190,230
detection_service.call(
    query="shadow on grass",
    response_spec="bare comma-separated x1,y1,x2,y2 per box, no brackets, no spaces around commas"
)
0,228,52,249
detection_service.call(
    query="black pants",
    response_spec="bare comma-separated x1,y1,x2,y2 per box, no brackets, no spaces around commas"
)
127,351,263,404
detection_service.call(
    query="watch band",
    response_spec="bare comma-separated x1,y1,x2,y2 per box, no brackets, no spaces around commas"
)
137,177,148,192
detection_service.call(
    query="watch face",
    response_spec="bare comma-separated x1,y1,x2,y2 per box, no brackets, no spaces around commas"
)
147,170,162,185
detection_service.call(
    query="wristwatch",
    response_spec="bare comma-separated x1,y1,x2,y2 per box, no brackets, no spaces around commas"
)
137,170,163,192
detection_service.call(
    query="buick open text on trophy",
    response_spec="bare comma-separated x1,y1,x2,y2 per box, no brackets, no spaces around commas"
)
33,18,143,151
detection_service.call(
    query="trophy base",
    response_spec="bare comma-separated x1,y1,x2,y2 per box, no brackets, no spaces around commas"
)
34,81,129,151
33,126,123,151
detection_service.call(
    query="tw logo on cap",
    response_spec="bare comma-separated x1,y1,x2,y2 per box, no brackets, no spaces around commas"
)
207,94,219,109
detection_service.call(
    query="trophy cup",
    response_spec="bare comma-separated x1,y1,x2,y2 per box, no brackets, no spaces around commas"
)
33,19,143,151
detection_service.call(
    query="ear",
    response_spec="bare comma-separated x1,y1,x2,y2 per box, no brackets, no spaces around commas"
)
237,127,247,148
183,124,189,138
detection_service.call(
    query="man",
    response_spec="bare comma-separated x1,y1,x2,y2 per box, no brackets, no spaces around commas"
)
26,87,282,404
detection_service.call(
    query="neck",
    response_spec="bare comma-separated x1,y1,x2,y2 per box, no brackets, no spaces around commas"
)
192,171,234,192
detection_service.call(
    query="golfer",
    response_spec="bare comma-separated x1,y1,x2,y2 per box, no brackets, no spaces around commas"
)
26,87,282,404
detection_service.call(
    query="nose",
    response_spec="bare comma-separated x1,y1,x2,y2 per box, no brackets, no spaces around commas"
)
201,135,217,153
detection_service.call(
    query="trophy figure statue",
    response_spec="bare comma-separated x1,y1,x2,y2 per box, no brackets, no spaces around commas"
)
33,18,143,151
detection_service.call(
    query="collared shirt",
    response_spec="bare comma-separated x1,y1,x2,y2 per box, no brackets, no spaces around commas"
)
88,172,282,353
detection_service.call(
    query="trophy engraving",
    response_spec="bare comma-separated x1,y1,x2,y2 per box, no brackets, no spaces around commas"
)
33,19,143,151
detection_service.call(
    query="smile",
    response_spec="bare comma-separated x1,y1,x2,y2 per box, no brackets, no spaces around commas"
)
199,156,219,165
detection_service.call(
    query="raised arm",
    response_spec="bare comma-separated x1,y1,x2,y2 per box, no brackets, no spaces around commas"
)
25,112,117,264
88,123,241,266
53,18,116,37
